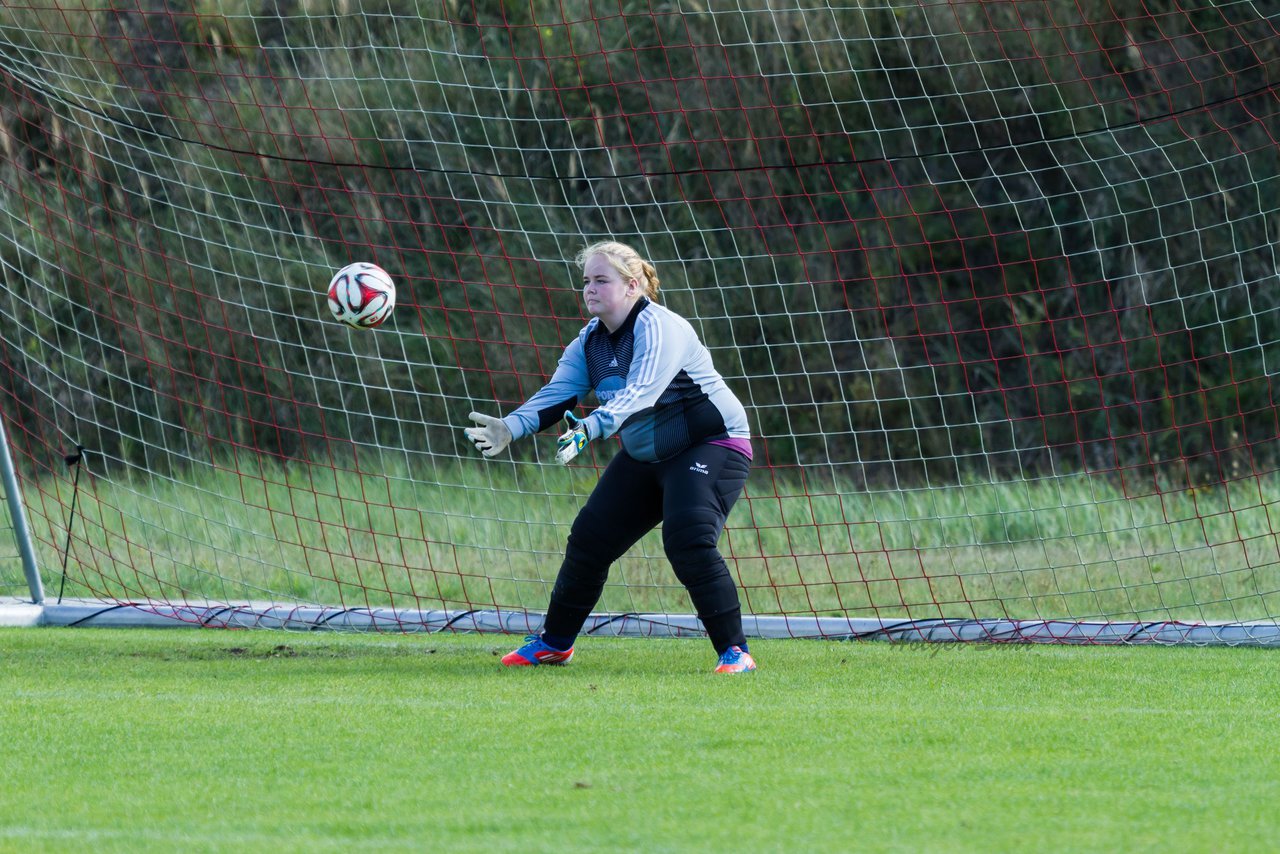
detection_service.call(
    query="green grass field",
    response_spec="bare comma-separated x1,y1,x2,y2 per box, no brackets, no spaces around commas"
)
2,628,1278,852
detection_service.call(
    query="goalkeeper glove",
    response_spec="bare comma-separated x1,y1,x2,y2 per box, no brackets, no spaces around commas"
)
463,412,513,458
555,411,589,465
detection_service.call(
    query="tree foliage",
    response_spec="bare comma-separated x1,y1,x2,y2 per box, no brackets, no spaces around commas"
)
0,1,1276,485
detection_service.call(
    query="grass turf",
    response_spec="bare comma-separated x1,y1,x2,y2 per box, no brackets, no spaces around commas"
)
2,628,1278,852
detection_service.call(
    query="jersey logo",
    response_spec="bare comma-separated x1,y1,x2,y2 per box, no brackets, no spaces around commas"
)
689,461,709,475
609,358,618,367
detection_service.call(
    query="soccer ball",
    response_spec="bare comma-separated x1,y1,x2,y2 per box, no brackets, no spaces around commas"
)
327,262,396,329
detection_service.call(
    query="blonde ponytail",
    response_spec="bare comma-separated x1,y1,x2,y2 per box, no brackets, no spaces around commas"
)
638,260,660,302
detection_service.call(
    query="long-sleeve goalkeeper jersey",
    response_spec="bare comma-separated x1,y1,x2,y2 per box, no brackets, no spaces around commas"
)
501,298,750,463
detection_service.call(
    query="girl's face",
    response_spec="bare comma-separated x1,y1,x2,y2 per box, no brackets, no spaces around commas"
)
581,253,640,330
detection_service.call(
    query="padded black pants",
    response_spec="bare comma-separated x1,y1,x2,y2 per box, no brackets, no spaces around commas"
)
542,443,751,653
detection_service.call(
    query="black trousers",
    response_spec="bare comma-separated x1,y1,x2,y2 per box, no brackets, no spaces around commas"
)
542,442,751,653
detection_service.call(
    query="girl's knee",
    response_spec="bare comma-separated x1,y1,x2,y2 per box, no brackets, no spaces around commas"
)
661,510,722,556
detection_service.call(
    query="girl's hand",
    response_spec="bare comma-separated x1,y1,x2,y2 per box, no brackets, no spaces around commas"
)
555,411,588,465
464,412,513,457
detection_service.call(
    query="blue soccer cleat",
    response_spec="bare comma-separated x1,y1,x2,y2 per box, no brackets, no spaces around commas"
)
501,634,575,667
714,645,757,674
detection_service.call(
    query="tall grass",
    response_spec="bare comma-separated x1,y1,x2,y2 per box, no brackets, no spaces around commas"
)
0,519,24,598
26,451,1280,625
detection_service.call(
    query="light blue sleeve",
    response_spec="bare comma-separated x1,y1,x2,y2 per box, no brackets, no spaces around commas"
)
579,310,685,441
501,333,592,441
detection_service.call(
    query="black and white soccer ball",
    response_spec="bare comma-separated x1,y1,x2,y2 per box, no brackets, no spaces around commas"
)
326,262,396,329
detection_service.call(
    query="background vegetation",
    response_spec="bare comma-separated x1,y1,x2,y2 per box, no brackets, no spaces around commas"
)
0,1,1276,485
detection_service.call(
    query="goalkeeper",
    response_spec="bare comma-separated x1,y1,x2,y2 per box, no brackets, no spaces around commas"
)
463,240,756,674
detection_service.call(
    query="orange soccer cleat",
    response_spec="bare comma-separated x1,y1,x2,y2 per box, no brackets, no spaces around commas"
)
501,634,575,667
714,645,757,674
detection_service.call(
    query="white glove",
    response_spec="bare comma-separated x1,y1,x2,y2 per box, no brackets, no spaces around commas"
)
555,411,589,465
464,412,512,458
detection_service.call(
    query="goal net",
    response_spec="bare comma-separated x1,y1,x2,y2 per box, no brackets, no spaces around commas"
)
1,1,1278,643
